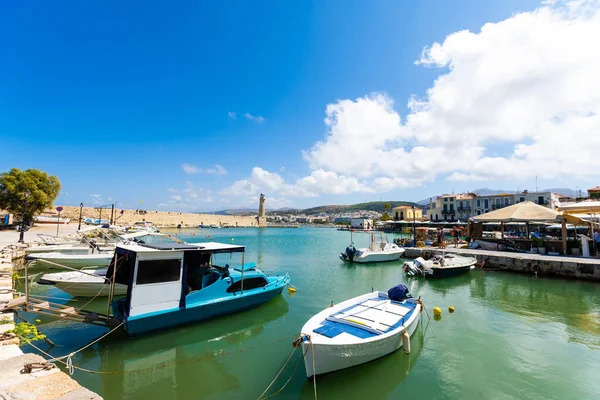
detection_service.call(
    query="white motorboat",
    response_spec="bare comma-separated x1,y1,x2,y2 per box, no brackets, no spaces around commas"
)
38,268,127,297
403,254,477,278
340,233,405,263
300,285,422,377
26,251,114,268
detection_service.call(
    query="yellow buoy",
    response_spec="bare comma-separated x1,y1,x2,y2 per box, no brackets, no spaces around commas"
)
433,306,442,317
287,287,297,293
449,305,455,313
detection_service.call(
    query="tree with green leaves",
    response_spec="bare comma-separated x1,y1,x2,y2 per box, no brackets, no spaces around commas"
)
0,168,61,224
380,212,392,221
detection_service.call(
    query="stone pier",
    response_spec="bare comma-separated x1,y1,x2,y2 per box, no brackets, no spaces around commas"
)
405,247,600,281
1,227,103,399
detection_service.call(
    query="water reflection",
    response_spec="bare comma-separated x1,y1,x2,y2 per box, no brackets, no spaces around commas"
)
469,272,600,347
76,297,289,399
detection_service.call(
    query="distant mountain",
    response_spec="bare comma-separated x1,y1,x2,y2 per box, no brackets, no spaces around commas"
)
302,201,418,215
201,207,301,215
203,201,417,216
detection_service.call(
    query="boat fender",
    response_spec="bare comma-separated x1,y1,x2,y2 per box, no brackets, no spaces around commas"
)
401,329,410,354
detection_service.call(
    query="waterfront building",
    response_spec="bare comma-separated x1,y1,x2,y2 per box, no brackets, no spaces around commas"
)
334,216,352,224
351,218,373,229
392,206,422,221
474,193,513,215
513,190,561,209
588,186,600,200
427,193,475,222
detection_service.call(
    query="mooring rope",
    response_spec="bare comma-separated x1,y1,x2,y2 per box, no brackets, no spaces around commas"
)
16,322,124,375
257,343,301,399
19,330,301,376
257,334,317,400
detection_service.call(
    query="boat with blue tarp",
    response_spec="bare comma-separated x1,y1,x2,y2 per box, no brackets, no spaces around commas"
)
300,284,422,377
106,241,290,335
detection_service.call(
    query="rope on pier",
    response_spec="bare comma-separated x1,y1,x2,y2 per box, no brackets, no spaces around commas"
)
17,321,124,375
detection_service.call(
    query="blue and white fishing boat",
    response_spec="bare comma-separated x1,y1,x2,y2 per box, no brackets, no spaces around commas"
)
106,241,290,335
82,217,111,225
300,285,422,377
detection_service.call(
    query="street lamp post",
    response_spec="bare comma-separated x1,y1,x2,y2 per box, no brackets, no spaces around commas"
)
78,203,84,230
18,190,31,244
412,205,416,246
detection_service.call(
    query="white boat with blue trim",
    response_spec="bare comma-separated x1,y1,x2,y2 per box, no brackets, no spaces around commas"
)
106,241,290,335
300,285,422,377
340,233,405,263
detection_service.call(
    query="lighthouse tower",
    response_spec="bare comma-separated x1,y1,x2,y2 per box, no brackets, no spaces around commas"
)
257,193,267,227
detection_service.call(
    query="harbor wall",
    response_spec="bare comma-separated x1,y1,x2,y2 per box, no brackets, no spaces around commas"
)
0,233,103,399
53,206,258,228
405,247,600,281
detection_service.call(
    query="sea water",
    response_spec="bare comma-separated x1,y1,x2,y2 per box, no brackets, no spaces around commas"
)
18,228,600,399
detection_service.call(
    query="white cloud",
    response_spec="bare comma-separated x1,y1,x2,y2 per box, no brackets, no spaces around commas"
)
304,0,600,185
222,0,600,204
167,188,178,193
244,113,266,123
181,163,200,174
181,163,227,175
228,111,236,119
157,203,169,207
89,193,104,206
171,195,182,202
221,167,374,204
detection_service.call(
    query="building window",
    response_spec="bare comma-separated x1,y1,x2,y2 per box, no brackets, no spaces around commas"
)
477,199,481,207
484,199,489,209
477,210,481,215
136,259,181,285
520,197,525,203
444,198,448,202
504,197,510,206
538,196,545,205
443,205,447,212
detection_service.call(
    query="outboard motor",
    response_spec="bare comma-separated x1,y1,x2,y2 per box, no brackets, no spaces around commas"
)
388,284,411,301
345,245,357,262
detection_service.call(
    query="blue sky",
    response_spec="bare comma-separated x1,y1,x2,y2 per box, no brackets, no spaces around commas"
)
2,0,598,211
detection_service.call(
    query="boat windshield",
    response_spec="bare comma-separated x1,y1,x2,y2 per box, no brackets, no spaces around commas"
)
130,234,183,245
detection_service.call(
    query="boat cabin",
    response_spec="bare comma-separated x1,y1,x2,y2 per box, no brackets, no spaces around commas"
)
107,241,247,320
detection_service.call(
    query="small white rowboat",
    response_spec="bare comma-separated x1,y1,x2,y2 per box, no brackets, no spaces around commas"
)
26,252,114,268
38,268,127,297
300,289,422,378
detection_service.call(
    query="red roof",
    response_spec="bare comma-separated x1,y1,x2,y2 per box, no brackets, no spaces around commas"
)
588,186,600,192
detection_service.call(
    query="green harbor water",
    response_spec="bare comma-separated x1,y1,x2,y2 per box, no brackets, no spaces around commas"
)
18,227,600,399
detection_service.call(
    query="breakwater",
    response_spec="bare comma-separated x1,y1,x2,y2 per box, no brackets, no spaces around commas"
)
405,247,600,281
